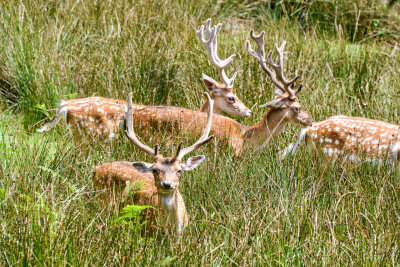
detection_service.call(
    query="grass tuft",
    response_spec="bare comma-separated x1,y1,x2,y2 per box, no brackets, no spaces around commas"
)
0,0,400,265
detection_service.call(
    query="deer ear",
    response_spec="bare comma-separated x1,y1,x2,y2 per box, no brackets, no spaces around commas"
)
182,155,205,171
259,99,288,109
132,162,153,173
202,74,221,93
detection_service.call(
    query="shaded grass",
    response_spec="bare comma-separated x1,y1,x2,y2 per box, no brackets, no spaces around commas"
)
0,0,400,265
1,110,400,265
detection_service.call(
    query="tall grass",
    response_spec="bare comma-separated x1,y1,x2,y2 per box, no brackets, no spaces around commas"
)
0,0,400,265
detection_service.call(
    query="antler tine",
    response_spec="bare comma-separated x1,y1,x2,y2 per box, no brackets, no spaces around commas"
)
204,18,212,39
125,93,157,158
266,41,299,97
175,141,183,157
196,18,237,88
246,30,285,92
154,144,160,157
248,30,266,60
177,92,214,160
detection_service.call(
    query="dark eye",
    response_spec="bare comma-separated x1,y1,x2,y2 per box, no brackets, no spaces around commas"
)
228,96,235,103
295,107,301,113
177,170,182,175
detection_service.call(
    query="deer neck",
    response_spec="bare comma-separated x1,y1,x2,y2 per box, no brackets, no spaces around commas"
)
199,101,222,114
158,189,188,234
244,108,289,145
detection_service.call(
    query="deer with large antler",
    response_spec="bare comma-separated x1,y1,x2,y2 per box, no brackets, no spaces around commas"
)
126,30,312,155
94,92,214,234
197,18,250,116
281,115,400,163
36,19,250,144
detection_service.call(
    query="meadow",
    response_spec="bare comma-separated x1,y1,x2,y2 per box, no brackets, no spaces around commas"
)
0,0,400,265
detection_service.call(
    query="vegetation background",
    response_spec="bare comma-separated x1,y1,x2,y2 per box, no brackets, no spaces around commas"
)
0,0,400,265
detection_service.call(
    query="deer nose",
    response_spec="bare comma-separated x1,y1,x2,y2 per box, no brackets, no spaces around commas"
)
161,182,173,189
245,110,252,117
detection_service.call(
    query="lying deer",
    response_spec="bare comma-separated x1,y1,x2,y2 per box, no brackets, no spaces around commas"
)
36,18,250,143
126,30,313,155
94,92,214,234
281,115,400,163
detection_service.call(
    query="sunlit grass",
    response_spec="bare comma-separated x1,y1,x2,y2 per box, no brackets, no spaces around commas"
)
0,0,400,265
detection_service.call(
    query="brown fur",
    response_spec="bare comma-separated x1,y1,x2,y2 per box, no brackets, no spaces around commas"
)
131,97,312,155
93,161,158,206
38,89,249,143
306,116,400,160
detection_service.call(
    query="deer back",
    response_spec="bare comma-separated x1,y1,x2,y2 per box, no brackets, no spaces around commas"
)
306,116,400,160
94,161,158,206
131,106,245,155
63,97,144,141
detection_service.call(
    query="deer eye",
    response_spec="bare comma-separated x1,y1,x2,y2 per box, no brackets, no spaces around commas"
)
227,96,235,103
294,107,301,113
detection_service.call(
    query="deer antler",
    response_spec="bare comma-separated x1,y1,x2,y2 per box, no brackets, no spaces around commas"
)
247,30,299,99
266,41,299,97
176,92,214,160
197,18,237,89
125,93,160,158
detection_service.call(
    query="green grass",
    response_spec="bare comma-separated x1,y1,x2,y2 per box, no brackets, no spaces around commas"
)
0,0,400,265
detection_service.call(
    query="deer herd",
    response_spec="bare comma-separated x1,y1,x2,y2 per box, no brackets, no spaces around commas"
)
37,19,400,235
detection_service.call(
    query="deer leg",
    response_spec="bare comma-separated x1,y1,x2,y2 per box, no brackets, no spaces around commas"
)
36,104,68,132
280,128,308,161
389,142,400,170
390,142,400,162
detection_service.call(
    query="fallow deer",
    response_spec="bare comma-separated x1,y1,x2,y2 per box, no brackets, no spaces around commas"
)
37,97,130,142
126,31,313,155
281,115,400,163
197,18,251,117
94,92,214,234
36,19,250,143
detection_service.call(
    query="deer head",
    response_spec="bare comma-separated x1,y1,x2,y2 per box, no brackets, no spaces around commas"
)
247,31,313,127
125,92,214,195
197,18,251,117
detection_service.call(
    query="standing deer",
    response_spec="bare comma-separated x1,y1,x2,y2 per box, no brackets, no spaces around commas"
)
280,115,400,163
36,18,250,143
126,30,313,155
94,92,214,234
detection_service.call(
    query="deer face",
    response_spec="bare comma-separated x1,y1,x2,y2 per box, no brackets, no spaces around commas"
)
260,87,313,127
287,100,312,126
132,155,205,194
203,74,251,117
